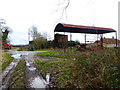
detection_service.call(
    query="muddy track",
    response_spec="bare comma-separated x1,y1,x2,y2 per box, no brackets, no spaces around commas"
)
0,60,20,89
24,54,47,88
0,50,48,89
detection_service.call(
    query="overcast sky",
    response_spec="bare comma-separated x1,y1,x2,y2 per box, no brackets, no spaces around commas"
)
0,0,119,45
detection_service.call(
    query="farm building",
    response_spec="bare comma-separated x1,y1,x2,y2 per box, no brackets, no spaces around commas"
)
54,23,117,50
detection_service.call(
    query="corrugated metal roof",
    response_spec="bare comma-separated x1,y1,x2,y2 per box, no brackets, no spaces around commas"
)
54,23,116,34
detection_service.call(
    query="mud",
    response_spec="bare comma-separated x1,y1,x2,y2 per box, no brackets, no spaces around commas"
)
24,53,47,89
0,50,48,89
0,50,21,89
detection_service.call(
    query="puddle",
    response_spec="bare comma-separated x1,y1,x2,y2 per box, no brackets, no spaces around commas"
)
11,54,21,59
4,50,49,88
2,61,18,77
26,62,30,67
46,73,50,84
28,67,36,71
30,76,46,88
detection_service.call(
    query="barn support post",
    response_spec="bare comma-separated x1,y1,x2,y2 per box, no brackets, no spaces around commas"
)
64,32,66,53
85,33,86,49
115,32,118,47
70,33,72,41
54,31,55,51
97,34,99,47
70,33,72,51
100,34,103,48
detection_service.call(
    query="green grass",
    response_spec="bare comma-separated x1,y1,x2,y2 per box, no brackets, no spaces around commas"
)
35,48,120,88
1,54,14,71
35,57,75,87
35,48,54,51
4,49,9,52
36,48,79,58
10,60,26,88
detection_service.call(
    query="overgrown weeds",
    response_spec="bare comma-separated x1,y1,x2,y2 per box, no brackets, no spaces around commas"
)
35,48,120,88
72,48,120,88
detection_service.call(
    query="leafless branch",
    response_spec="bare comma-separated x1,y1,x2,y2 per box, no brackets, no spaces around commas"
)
55,0,70,23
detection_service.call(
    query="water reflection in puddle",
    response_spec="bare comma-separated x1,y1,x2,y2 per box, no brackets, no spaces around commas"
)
46,73,50,84
26,62,30,67
28,67,36,71
30,76,46,88
9,50,48,88
2,61,18,76
11,54,21,59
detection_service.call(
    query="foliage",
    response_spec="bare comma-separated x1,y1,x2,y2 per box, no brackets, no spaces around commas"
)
0,18,11,44
2,27,10,44
29,25,49,50
68,40,80,47
29,32,81,50
47,40,54,48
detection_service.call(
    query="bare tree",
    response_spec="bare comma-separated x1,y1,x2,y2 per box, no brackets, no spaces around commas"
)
29,25,39,40
56,0,70,22
28,25,49,50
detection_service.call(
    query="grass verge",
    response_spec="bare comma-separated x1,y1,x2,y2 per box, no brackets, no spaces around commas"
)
1,53,14,71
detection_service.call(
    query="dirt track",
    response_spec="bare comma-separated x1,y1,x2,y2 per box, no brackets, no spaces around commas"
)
0,50,48,89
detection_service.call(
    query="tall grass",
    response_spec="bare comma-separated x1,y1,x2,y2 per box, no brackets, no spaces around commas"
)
35,48,120,88
72,48,120,88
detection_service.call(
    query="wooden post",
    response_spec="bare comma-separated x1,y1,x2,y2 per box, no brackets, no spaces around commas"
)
100,34,103,48
64,32,66,53
54,32,55,51
85,33,86,49
97,34,99,47
70,33,72,51
70,33,72,41
116,32,117,47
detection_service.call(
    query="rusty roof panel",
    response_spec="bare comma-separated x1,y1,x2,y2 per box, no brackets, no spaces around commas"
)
54,23,116,34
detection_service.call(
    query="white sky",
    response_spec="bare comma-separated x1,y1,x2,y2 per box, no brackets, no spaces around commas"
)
0,0,119,45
